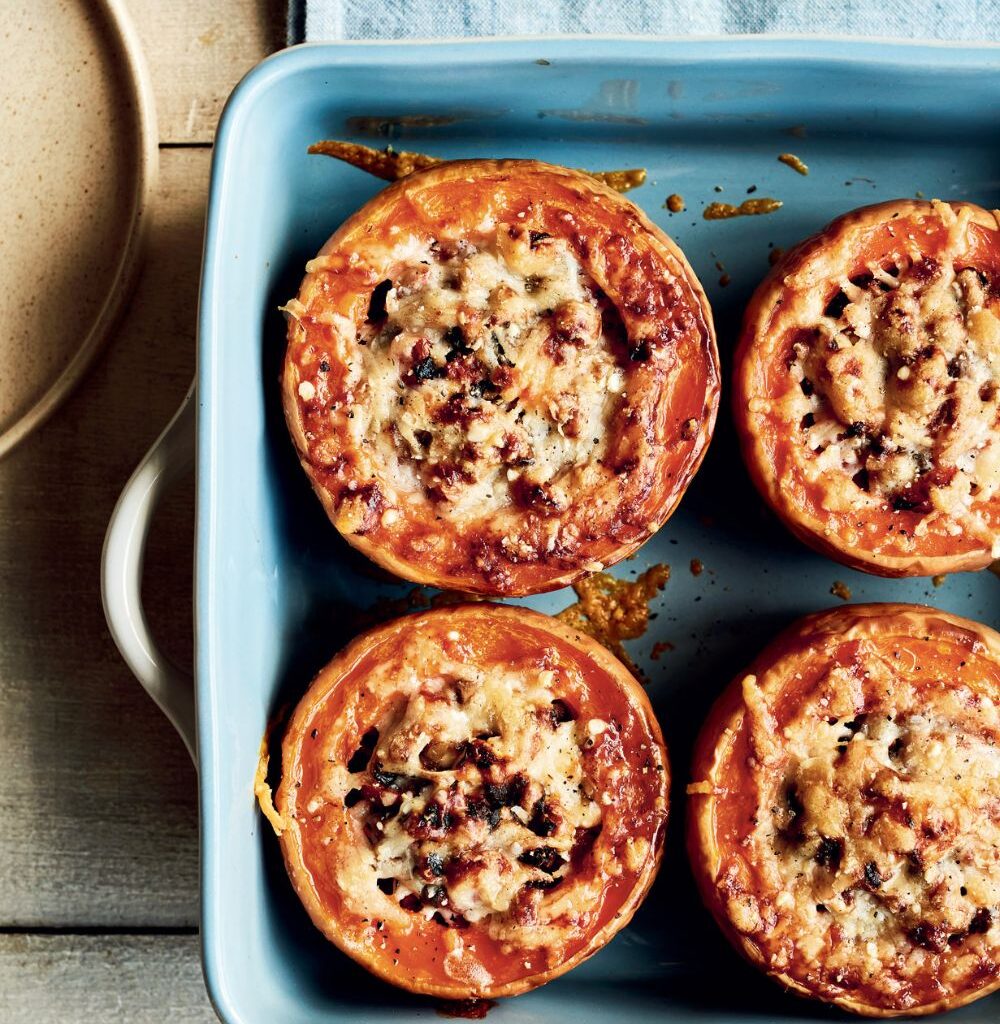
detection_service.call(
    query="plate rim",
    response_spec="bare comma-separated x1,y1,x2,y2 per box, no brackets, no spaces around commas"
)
0,0,159,460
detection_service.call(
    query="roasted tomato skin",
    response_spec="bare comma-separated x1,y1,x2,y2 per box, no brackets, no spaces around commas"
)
283,159,719,596
734,199,1000,577
275,603,670,999
688,602,1000,1017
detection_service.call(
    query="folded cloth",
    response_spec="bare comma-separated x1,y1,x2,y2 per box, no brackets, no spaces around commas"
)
288,0,1000,44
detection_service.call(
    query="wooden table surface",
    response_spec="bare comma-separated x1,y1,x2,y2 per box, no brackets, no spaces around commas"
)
0,3,282,1019
12,10,1000,1023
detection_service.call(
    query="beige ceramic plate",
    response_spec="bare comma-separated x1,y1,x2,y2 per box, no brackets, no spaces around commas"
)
0,0,157,458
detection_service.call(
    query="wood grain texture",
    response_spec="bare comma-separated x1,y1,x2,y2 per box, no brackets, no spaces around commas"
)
129,0,284,143
0,0,280,1013
0,934,216,1022
0,148,208,927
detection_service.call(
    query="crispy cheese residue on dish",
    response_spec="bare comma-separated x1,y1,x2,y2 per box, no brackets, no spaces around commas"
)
703,198,783,220
309,140,441,180
778,152,809,176
435,996,497,1019
650,640,675,660
254,737,287,837
556,564,670,674
308,139,648,193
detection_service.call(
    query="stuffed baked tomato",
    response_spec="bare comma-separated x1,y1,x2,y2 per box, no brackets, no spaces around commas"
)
282,159,718,596
735,199,1000,576
688,603,1000,1017
274,603,669,1000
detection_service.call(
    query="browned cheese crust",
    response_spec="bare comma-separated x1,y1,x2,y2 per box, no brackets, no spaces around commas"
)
283,160,719,595
688,603,1000,1016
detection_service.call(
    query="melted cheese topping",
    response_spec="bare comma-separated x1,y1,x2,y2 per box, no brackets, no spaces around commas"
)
725,646,1000,1008
349,229,625,520
779,204,1000,545
320,642,619,951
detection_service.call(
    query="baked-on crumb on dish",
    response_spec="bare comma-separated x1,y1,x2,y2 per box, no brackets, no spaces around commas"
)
306,138,649,193
282,159,719,596
734,199,1000,576
687,602,1000,1017
274,603,669,1000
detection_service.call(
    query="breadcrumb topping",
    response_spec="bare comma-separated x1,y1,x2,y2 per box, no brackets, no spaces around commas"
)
353,229,626,521
785,204,1000,545
340,662,603,944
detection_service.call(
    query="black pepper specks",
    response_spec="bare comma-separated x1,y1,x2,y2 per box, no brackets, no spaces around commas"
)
412,356,445,382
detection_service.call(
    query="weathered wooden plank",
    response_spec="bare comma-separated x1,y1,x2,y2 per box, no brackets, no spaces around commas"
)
0,148,210,926
128,0,284,143
0,934,216,1022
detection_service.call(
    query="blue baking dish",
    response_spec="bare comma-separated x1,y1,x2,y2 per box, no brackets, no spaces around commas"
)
109,36,1000,1024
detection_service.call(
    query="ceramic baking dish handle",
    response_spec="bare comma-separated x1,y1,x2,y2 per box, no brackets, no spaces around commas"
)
101,384,197,766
